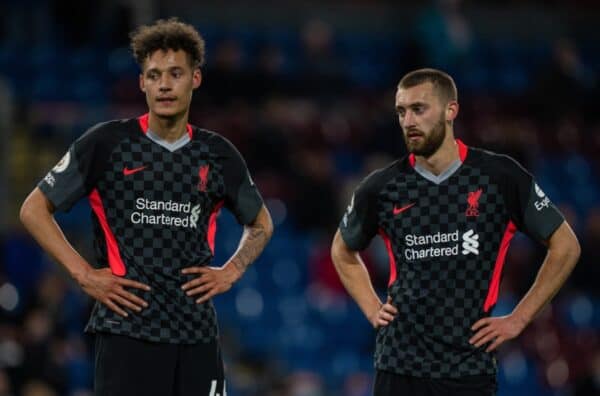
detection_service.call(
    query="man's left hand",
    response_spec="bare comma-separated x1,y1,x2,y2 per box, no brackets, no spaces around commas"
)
469,314,528,352
181,264,242,304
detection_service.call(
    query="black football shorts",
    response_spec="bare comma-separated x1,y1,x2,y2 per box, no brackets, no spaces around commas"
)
374,369,497,396
94,332,226,396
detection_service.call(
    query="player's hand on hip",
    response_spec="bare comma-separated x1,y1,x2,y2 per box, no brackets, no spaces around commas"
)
181,263,242,304
469,314,527,352
371,296,398,329
79,268,150,318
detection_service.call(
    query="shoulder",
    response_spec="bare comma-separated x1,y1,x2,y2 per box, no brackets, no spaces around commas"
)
357,158,406,195
466,146,530,178
75,118,138,147
192,127,243,156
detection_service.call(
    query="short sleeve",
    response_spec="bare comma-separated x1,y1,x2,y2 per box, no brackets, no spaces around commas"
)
218,137,264,225
37,124,105,212
502,157,564,241
339,172,381,251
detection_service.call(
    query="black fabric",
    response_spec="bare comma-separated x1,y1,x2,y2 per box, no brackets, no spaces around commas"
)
374,370,497,396
94,333,225,396
38,117,264,344
478,150,565,242
338,144,564,378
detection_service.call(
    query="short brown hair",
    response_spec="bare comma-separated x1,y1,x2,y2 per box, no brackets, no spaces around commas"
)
398,68,458,103
130,18,205,69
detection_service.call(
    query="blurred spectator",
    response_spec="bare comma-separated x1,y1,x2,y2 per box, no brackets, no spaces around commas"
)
0,369,13,396
532,38,597,122
20,380,56,396
297,19,347,96
415,0,474,71
1,2,599,395
572,207,600,294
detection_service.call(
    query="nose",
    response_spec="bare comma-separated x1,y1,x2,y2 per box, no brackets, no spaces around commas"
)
401,110,416,129
159,74,172,92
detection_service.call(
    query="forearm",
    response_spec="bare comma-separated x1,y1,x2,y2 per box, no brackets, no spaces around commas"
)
227,205,273,275
512,223,580,325
20,188,92,282
331,231,382,322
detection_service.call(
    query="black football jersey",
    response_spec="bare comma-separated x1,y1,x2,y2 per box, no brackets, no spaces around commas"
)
339,140,564,378
38,114,264,344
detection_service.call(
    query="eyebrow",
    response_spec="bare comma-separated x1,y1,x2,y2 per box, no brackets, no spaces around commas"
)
145,66,185,74
395,102,427,111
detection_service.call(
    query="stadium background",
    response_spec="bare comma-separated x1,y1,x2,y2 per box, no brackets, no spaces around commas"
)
0,0,599,395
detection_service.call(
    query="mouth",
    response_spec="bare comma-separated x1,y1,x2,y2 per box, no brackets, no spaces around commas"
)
406,130,424,141
156,97,177,105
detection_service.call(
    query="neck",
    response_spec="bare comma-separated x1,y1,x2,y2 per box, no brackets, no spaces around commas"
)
414,131,460,175
147,111,189,142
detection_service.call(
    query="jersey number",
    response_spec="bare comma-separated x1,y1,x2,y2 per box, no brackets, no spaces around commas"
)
209,380,227,396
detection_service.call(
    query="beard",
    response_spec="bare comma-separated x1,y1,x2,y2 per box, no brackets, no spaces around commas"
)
403,114,447,158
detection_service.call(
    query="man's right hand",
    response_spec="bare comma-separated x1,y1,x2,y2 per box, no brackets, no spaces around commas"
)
370,296,398,329
78,268,151,317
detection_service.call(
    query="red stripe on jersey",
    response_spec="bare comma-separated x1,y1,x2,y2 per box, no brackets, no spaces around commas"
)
207,201,225,255
89,189,126,276
137,113,193,139
379,229,397,287
483,221,517,312
408,139,469,167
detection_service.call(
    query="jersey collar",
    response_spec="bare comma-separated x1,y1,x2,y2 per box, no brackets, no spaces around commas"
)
137,113,193,139
408,139,468,167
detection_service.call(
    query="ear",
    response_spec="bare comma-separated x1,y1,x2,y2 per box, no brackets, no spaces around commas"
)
192,68,202,89
446,101,459,122
139,74,145,93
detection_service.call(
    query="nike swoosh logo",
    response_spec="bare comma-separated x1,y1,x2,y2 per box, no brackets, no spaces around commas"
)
393,203,415,215
123,165,147,176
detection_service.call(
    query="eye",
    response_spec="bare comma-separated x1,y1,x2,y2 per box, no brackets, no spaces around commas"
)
147,71,159,80
172,70,183,78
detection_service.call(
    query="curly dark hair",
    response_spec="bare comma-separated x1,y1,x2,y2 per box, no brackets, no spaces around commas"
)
130,18,205,69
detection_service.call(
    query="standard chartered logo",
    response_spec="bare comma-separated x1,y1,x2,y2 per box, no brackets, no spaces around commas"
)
461,229,479,255
130,198,201,228
404,229,480,260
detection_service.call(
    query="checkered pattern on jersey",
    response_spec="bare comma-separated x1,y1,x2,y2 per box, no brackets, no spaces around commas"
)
86,131,226,344
375,163,507,378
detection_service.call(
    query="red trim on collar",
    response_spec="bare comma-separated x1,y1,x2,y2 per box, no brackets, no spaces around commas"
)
409,153,416,167
408,139,468,168
137,113,193,139
456,139,468,162
138,113,149,134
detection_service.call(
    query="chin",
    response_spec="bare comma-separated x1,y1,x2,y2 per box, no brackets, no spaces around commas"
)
407,143,423,153
153,108,181,118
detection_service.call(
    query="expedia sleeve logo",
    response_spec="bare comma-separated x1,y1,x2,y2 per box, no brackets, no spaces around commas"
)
533,183,551,211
